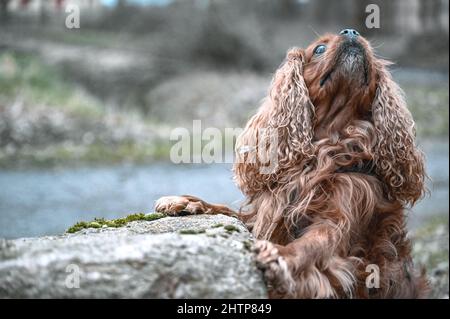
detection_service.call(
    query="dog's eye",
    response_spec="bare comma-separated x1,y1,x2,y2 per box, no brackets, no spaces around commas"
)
313,45,327,55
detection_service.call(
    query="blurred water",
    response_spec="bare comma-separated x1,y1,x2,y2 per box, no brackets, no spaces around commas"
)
0,163,244,239
408,140,449,228
0,141,447,239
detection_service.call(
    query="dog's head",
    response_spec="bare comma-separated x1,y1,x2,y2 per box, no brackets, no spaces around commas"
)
302,29,378,122
235,29,425,204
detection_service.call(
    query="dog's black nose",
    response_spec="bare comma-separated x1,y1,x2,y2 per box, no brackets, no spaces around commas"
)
340,28,360,39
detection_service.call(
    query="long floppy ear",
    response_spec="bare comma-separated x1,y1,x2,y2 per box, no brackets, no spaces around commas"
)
372,66,425,205
233,48,315,196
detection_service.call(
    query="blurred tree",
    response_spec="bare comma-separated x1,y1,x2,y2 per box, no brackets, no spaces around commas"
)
189,0,267,70
56,0,64,11
312,0,353,30
278,0,299,17
39,0,49,26
117,0,127,8
0,0,11,24
420,0,445,32
258,0,301,19
20,0,30,7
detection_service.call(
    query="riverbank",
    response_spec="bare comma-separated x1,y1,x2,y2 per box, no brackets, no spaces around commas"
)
0,48,448,168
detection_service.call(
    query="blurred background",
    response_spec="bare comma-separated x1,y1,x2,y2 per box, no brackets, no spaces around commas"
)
0,1,448,294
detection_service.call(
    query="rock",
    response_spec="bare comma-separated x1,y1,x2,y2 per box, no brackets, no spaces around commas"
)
0,214,267,299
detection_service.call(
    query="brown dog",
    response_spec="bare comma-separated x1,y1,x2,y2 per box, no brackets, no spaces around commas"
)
155,29,428,299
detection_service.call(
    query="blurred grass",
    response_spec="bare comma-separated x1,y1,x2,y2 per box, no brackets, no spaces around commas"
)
414,214,449,239
0,142,171,168
412,214,449,298
404,84,449,138
0,51,448,168
43,30,125,48
0,51,103,118
0,51,171,167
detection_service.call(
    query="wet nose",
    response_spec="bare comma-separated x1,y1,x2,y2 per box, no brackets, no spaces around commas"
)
340,28,360,39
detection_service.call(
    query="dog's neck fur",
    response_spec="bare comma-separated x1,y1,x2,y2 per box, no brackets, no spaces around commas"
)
313,88,374,140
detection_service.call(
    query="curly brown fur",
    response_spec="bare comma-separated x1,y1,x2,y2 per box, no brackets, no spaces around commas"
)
155,31,429,299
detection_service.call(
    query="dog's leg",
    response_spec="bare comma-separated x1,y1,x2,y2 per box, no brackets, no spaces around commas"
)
154,195,237,217
254,225,356,299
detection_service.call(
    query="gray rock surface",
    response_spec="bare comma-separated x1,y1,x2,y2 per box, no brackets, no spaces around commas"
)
0,214,267,299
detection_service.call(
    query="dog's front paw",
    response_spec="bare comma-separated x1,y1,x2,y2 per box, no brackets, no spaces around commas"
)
154,196,206,216
253,240,295,296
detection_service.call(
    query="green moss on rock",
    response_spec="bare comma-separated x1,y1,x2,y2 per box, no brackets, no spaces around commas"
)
67,213,166,233
224,224,240,233
242,240,253,251
179,228,206,235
